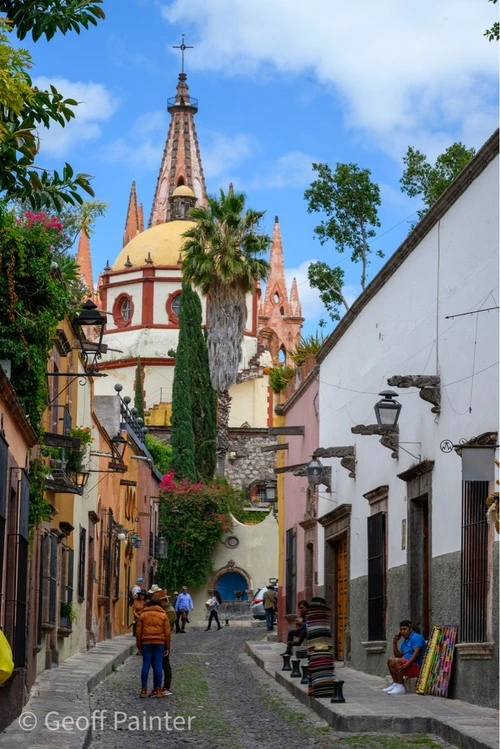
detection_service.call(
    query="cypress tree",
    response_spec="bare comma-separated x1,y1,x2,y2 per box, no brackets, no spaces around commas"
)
133,358,145,420
170,286,197,481
185,283,217,481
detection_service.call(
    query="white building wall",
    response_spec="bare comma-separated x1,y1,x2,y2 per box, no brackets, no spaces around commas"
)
107,281,143,327
318,153,499,581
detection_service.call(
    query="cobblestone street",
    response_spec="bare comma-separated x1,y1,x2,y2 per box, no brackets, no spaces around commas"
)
89,626,449,749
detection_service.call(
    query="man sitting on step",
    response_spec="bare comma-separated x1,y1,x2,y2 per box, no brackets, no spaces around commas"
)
282,600,309,655
384,619,426,695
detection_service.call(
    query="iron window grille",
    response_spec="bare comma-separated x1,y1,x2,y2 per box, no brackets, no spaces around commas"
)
367,512,387,641
460,480,490,642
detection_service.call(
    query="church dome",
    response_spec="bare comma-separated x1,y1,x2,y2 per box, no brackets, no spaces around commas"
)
171,185,195,198
112,220,195,270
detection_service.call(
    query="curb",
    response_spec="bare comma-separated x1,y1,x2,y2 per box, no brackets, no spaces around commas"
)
0,635,135,749
246,644,498,749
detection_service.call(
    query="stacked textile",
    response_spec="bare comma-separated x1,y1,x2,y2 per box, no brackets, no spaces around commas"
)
306,597,335,697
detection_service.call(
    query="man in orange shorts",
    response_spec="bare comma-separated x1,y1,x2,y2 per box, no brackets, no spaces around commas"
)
384,619,426,695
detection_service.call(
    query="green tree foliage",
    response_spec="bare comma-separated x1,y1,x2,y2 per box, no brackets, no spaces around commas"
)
170,289,197,482
400,143,476,220
0,5,104,209
0,1,104,41
182,189,270,475
304,162,382,322
0,204,73,433
268,365,295,394
134,359,145,420
484,0,499,40
157,472,243,590
144,434,172,476
289,332,325,367
182,282,217,482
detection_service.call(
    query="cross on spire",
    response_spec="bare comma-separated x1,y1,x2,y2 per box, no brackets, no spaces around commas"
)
173,34,193,74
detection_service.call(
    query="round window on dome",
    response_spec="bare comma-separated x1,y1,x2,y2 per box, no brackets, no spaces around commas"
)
112,294,134,328
167,292,182,324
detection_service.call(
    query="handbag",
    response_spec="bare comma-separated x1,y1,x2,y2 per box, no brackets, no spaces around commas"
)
0,630,14,684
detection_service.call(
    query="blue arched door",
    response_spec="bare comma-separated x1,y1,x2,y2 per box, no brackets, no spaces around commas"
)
216,572,248,601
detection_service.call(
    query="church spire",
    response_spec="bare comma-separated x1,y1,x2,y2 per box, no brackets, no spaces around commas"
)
262,216,289,313
289,277,302,318
149,46,207,227
76,230,94,297
123,181,144,248
258,216,303,364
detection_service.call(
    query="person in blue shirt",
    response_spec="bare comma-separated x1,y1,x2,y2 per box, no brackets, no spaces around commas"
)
174,586,194,633
384,619,426,695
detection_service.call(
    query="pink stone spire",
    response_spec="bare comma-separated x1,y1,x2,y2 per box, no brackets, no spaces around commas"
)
76,230,94,297
123,181,143,248
289,277,302,317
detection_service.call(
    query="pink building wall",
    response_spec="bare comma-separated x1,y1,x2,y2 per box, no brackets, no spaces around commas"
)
277,369,319,642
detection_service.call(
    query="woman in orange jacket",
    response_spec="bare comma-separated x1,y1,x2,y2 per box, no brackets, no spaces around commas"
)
136,596,171,697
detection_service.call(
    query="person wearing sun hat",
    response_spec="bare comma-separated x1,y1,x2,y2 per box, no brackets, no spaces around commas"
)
131,577,144,597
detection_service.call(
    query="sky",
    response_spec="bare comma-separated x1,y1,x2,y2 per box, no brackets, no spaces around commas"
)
21,0,499,336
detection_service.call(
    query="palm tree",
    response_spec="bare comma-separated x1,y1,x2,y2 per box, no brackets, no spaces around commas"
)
181,188,270,475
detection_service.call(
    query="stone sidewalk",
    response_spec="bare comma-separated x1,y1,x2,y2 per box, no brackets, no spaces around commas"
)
0,634,135,749
246,639,499,749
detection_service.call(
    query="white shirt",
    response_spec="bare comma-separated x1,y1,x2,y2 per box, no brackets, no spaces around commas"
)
131,585,141,596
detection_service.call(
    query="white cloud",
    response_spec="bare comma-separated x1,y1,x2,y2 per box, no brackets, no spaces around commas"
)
32,77,117,156
161,0,498,156
250,150,318,189
201,132,259,179
104,110,168,170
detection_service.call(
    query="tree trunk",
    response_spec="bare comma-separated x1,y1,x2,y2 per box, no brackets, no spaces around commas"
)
215,388,232,477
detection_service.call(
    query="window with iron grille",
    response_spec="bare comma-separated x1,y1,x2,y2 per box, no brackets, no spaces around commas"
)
77,527,86,600
367,512,386,641
49,533,58,624
460,480,490,642
12,470,29,667
60,545,74,628
37,534,49,644
0,434,8,622
113,539,120,599
285,527,297,614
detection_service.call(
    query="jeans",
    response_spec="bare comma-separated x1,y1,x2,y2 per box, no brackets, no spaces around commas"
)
265,608,275,631
162,652,172,690
207,610,221,630
141,643,164,689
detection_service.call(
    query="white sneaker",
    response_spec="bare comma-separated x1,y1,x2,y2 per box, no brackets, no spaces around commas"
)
388,684,405,695
382,683,395,692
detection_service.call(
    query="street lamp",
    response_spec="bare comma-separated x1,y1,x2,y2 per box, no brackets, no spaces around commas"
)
157,537,168,559
73,299,107,375
69,469,90,490
110,432,127,462
306,457,323,488
374,390,401,428
265,481,277,517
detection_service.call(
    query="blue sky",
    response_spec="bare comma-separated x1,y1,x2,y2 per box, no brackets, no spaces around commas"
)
22,0,498,336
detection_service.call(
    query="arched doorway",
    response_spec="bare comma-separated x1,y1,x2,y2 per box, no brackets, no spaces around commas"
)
216,571,248,601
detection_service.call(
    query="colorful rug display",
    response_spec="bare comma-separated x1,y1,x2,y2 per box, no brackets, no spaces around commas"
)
416,625,457,697
306,601,335,697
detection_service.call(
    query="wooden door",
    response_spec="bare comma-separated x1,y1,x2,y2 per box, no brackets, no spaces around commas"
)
335,534,348,660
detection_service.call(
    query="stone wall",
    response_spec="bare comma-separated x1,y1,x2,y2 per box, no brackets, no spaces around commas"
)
149,427,277,492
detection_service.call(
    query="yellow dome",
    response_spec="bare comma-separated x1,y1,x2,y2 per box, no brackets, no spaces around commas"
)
112,220,195,270
172,185,195,198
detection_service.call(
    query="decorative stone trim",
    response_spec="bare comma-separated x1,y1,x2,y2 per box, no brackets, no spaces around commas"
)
363,485,389,506
361,640,387,654
387,375,440,414
351,424,399,459
314,446,356,478
397,460,435,482
455,642,494,659
319,503,351,540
